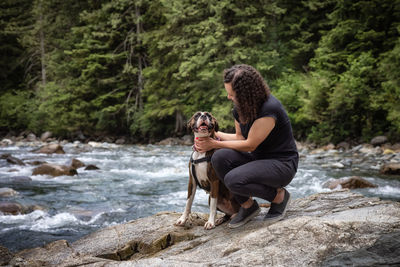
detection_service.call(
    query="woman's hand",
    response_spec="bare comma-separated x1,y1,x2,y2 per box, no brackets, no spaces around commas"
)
194,137,217,153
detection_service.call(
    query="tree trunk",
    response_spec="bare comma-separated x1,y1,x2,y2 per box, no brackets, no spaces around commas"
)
39,0,46,87
135,4,143,111
175,110,185,134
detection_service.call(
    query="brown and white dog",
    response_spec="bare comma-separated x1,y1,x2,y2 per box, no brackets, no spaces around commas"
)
175,112,241,229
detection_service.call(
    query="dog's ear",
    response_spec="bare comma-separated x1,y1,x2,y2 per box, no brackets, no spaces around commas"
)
210,113,219,132
187,112,200,130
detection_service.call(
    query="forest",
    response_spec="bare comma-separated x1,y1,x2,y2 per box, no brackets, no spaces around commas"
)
0,0,399,144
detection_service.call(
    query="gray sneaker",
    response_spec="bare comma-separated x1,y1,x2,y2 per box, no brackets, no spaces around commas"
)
264,188,291,222
228,200,260,229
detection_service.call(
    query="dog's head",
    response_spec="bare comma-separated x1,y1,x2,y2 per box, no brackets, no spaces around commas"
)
188,111,219,137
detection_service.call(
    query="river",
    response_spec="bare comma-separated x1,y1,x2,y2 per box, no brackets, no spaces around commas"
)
1,142,399,252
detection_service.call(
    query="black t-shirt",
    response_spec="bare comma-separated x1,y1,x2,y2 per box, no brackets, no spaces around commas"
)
233,95,298,162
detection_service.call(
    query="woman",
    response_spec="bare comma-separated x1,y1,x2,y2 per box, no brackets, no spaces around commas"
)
195,64,298,228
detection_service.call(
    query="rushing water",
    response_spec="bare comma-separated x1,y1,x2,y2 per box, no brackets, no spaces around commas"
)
1,142,400,252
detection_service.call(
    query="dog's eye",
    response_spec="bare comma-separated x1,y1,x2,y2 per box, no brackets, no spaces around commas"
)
194,113,201,119
205,113,212,119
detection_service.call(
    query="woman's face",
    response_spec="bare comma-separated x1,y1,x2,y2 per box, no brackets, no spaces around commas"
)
224,83,237,103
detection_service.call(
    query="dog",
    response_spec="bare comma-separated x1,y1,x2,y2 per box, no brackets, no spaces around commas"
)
175,111,241,230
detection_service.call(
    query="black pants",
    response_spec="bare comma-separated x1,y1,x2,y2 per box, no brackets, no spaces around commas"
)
211,148,298,204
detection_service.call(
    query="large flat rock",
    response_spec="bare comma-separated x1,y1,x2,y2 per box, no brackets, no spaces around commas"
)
8,190,400,266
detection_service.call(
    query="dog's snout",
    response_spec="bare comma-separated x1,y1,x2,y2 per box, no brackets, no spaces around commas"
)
200,114,207,120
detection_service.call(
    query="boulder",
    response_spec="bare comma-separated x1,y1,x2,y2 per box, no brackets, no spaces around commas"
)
27,160,47,166
322,143,335,150
40,131,52,142
0,138,13,146
32,163,78,177
71,158,85,169
380,163,400,175
0,202,25,215
181,135,193,146
0,245,13,266
371,135,388,146
26,133,37,142
383,149,395,155
0,187,19,197
324,176,377,190
84,164,100,170
115,138,126,145
34,144,65,154
156,137,181,146
156,136,193,146
336,141,350,150
5,155,25,166
8,190,400,267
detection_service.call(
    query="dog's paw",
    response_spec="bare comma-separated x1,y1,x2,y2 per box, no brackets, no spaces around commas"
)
175,216,188,227
204,220,215,230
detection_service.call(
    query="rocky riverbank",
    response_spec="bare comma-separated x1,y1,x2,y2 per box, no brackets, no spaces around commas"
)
2,190,399,266
3,133,400,176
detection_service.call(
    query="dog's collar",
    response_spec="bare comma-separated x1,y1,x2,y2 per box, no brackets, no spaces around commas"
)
190,152,212,164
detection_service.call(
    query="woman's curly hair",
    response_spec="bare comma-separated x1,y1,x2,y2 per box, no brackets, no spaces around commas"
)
223,64,270,124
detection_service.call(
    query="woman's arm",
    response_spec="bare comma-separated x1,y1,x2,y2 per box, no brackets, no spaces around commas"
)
215,120,245,141
195,117,275,153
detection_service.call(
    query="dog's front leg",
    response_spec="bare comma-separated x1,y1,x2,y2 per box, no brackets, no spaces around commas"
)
204,180,219,230
175,172,197,226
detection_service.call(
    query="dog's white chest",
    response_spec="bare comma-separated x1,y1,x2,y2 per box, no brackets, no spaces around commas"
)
191,152,209,185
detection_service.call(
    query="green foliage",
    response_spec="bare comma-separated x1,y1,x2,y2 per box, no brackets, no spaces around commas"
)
0,91,34,130
0,0,399,143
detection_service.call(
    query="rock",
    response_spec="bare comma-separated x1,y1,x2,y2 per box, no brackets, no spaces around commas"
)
371,135,388,146
322,143,335,150
0,202,25,215
34,144,65,154
8,190,400,267
75,131,86,141
0,187,19,197
27,160,47,166
380,163,400,175
5,155,25,166
331,162,345,169
359,145,382,155
309,148,325,154
27,133,37,142
5,176,32,183
40,131,52,142
88,141,102,148
336,141,350,150
156,136,193,146
324,176,377,190
25,204,46,213
383,149,395,155
321,230,400,267
0,245,13,266
1,138,13,146
71,158,85,169
84,164,99,170
32,163,78,177
102,136,114,143
115,138,126,145
181,135,193,146
392,143,400,153
156,137,181,146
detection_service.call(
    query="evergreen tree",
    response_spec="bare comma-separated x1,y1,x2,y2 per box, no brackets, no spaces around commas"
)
141,0,287,139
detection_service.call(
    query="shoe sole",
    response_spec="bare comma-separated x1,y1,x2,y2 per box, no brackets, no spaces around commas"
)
227,207,261,229
264,194,292,223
